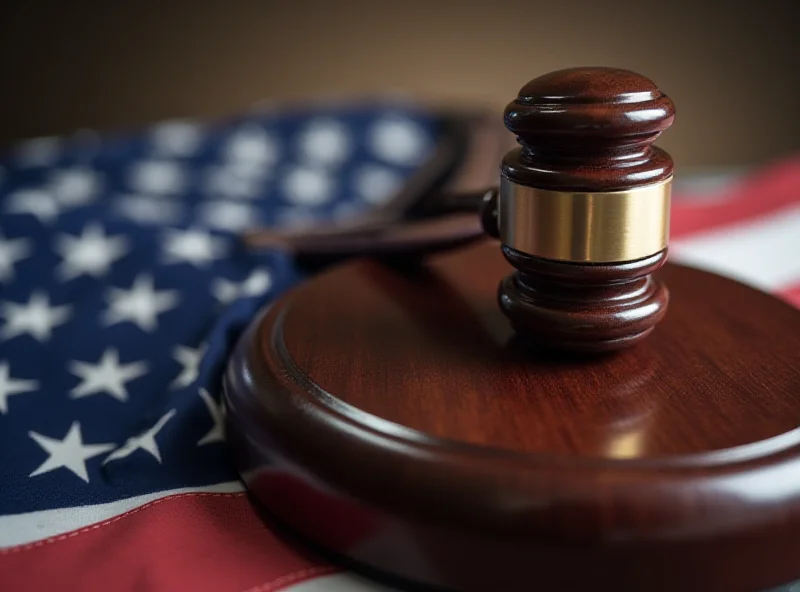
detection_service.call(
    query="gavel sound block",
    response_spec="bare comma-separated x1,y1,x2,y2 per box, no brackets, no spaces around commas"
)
223,68,800,591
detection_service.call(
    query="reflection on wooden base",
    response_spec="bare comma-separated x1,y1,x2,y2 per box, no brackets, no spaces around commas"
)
224,241,800,591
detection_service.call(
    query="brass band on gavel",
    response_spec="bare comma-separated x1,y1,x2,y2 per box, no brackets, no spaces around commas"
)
498,176,671,263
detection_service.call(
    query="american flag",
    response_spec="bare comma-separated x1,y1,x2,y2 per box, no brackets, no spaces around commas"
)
0,99,798,592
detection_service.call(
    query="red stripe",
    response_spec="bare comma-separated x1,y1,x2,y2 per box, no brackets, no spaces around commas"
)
670,155,800,239
0,493,337,592
778,283,800,309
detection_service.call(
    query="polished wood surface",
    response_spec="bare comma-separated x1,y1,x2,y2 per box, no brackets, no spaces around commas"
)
224,240,800,591
497,67,675,352
499,246,670,352
502,66,675,191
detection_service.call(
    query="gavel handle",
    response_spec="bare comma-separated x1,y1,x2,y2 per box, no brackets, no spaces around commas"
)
241,188,499,262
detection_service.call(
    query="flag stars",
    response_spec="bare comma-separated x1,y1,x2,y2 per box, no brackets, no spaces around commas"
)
128,160,188,196
103,274,179,332
113,194,185,226
298,119,352,167
170,343,206,389
5,189,60,224
275,206,319,229
282,166,335,206
353,165,403,205
49,167,102,208
29,421,115,483
68,348,148,403
197,388,225,446
223,125,280,168
0,232,33,283
368,116,431,166
54,224,129,281
14,136,62,168
0,291,72,342
202,166,264,200
211,269,272,304
149,119,204,157
0,361,39,414
103,410,175,465
162,227,228,268
198,200,260,232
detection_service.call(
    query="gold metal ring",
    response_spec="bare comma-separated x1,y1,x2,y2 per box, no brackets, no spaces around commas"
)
498,176,671,263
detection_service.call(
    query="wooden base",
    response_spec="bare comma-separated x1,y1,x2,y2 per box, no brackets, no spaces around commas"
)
223,240,800,592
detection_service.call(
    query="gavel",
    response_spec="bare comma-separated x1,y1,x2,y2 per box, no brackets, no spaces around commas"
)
245,66,675,353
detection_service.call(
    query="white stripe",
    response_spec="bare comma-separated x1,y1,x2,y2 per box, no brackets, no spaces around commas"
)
672,168,749,203
286,572,400,591
670,204,800,292
0,481,244,548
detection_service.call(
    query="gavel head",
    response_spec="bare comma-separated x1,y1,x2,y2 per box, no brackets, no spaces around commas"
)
495,67,675,353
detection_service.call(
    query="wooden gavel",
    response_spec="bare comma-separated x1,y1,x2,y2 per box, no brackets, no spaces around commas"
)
245,66,674,353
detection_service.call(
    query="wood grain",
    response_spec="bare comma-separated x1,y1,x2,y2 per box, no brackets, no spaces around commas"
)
224,240,800,591
499,246,669,352
502,66,675,191
497,67,675,352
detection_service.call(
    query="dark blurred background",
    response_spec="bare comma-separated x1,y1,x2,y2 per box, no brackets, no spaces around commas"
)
1,0,797,170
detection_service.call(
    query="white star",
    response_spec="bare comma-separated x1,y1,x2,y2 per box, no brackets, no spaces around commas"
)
368,117,431,166
223,125,280,167
66,129,102,161
68,348,148,402
282,166,335,206
29,421,115,483
197,388,225,446
211,269,273,304
0,291,72,342
170,343,205,389
14,136,62,168
113,194,185,226
225,157,273,180
128,160,188,195
298,119,352,167
54,224,129,281
353,165,403,205
197,200,260,233
274,206,319,229
5,189,60,224
150,119,204,157
103,274,179,332
202,166,264,200
49,167,102,208
103,409,175,464
0,232,32,282
162,227,228,267
0,361,38,414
